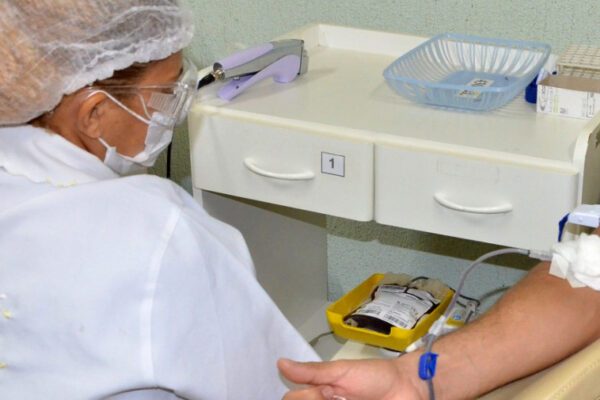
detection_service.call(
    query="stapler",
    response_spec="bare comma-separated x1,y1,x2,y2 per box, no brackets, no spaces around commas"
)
197,39,309,100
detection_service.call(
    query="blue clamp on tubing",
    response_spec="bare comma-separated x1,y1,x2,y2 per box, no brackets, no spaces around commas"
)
558,213,569,242
419,352,438,380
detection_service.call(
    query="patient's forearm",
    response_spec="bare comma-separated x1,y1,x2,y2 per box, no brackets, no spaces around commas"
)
406,262,600,399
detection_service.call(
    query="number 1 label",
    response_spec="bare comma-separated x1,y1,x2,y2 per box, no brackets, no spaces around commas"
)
321,152,345,177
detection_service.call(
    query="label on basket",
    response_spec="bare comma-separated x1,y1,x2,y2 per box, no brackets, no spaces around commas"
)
351,285,439,329
457,78,495,100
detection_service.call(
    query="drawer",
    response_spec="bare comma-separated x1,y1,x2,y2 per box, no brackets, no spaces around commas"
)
374,145,579,251
189,109,374,221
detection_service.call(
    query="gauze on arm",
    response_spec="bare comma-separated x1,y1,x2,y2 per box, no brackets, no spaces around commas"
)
550,233,600,290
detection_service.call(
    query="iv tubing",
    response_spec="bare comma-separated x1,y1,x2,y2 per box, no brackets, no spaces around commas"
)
422,247,530,400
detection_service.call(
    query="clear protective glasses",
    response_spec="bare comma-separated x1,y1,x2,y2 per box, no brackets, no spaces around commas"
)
88,56,198,128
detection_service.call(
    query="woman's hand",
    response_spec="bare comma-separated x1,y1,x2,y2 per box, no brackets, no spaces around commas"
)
278,357,427,400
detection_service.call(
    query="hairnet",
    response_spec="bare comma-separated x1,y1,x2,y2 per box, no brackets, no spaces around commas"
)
0,0,194,126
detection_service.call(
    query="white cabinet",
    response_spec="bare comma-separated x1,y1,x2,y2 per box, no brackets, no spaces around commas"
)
190,23,600,251
189,108,374,221
375,145,579,251
188,24,600,336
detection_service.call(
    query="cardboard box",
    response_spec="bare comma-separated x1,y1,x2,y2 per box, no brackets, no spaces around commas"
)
537,75,600,119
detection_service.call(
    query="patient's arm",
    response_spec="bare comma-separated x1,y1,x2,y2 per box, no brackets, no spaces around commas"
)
280,261,600,400
430,261,600,399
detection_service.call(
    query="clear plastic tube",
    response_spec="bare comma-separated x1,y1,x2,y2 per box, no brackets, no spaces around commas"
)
422,247,530,400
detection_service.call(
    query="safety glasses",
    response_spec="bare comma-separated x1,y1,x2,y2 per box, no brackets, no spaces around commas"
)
88,57,198,128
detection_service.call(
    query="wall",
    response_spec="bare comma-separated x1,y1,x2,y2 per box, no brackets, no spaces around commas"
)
171,0,599,308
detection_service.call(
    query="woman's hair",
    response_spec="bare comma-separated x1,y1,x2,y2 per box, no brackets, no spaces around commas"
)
29,60,153,126
92,62,152,90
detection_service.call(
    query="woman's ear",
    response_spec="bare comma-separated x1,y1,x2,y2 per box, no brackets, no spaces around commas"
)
76,91,109,139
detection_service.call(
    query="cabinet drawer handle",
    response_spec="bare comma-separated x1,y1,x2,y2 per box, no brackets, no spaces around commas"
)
434,193,513,214
243,158,315,181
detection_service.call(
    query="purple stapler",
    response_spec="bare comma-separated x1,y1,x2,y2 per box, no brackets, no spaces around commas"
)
199,39,308,101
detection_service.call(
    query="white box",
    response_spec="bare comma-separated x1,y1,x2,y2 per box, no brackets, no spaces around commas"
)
537,75,600,119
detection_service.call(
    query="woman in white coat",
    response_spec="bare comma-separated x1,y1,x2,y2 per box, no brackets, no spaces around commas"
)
0,1,318,399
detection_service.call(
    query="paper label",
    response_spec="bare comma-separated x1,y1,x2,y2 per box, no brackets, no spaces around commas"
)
321,152,345,177
352,285,439,329
537,85,600,119
457,78,495,99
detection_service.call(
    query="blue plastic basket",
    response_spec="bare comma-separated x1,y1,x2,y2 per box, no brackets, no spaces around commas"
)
383,33,551,111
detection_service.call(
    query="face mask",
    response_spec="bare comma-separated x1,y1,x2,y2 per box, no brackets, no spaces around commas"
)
91,88,177,176
89,57,198,176
98,112,175,176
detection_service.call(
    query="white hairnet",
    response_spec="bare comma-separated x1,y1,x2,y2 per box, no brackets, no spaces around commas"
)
0,0,194,126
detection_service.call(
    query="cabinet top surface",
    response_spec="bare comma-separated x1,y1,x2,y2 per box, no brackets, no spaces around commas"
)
194,24,599,165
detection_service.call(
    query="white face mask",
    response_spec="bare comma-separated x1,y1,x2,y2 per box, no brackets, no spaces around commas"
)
98,112,174,176
94,91,176,176
88,57,197,176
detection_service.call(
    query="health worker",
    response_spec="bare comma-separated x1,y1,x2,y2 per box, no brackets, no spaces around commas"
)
0,1,318,399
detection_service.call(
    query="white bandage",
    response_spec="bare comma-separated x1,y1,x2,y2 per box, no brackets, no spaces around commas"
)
550,233,600,290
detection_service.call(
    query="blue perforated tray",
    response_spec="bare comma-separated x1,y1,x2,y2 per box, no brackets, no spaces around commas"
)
383,33,551,111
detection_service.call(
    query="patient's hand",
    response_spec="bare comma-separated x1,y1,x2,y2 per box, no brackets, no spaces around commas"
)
278,357,427,400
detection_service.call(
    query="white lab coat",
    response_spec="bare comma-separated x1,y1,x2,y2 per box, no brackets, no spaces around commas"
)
0,125,319,399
